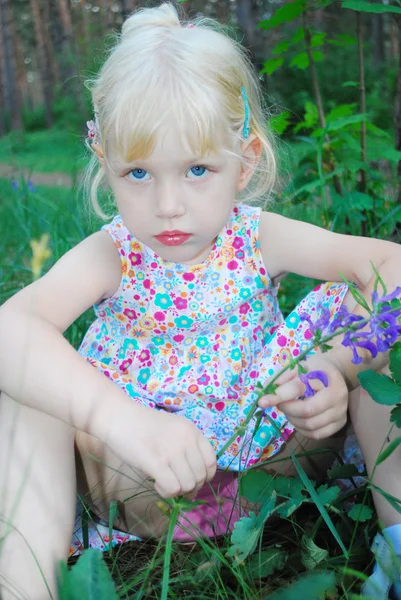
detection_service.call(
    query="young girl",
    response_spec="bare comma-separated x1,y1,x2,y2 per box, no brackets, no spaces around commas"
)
1,3,401,599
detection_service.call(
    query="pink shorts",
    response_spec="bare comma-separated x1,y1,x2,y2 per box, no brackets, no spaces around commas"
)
70,470,245,556
173,470,245,541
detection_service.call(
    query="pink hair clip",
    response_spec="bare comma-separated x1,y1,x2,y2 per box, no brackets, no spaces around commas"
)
186,23,195,28
86,120,97,140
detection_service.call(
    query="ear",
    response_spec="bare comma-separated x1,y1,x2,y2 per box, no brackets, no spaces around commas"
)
237,134,263,192
91,143,105,168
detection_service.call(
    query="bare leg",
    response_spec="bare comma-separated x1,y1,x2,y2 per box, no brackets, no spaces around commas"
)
0,392,76,600
349,368,401,528
262,427,347,480
75,431,170,539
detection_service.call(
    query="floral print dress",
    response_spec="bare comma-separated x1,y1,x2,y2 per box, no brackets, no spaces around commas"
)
78,203,348,470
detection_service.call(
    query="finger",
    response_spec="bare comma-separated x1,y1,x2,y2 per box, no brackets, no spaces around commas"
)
152,463,182,499
287,408,343,433
186,448,207,490
278,392,333,420
171,457,197,495
259,377,305,408
198,435,217,482
294,418,347,441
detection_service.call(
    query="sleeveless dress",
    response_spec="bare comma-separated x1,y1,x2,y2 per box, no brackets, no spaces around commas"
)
78,203,348,471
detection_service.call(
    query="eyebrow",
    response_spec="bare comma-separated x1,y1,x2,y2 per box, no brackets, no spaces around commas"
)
115,155,224,169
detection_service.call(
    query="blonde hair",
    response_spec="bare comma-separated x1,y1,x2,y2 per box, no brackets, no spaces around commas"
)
83,2,277,218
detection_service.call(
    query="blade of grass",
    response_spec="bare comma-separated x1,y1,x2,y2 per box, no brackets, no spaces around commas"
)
161,502,180,600
291,452,349,557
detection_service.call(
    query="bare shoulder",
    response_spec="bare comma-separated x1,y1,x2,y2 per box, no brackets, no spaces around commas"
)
4,230,122,333
258,211,295,280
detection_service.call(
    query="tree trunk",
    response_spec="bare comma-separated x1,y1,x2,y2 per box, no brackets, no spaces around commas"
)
372,14,385,71
0,0,22,131
42,0,59,88
394,17,401,191
56,0,84,109
235,0,263,67
0,2,5,135
30,0,53,127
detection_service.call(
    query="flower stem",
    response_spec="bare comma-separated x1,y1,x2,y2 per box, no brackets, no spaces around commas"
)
216,316,377,462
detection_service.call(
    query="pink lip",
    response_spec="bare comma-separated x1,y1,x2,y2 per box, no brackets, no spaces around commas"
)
155,230,191,246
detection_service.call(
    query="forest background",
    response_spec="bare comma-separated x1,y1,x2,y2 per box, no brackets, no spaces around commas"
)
2,0,401,598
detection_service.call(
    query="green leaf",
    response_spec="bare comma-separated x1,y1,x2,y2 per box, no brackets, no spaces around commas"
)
270,111,291,135
342,0,401,14
346,191,374,210
290,50,323,70
246,547,288,578
341,80,358,87
260,57,284,76
273,40,290,55
327,103,357,121
326,113,367,132
327,464,360,479
358,371,401,406
390,404,401,428
380,147,401,163
377,436,401,465
316,484,340,506
310,33,326,47
291,27,305,45
259,0,307,31
289,52,309,70
294,100,319,134
267,571,337,600
239,470,275,503
347,504,373,522
301,535,328,570
58,550,118,600
329,34,357,47
390,344,401,387
227,493,277,563
291,454,348,557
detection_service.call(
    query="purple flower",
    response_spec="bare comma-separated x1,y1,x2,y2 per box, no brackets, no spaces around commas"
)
300,303,331,334
342,331,378,364
299,370,329,398
27,179,36,192
330,287,401,363
328,306,365,333
12,180,19,190
372,287,401,306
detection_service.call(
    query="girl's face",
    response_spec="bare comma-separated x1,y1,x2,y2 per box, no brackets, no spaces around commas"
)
102,126,248,265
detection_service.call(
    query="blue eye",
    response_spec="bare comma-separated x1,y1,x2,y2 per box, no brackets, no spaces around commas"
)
188,165,208,178
127,168,149,181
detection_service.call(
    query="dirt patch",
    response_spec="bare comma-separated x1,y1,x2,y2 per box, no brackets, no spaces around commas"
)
0,163,77,188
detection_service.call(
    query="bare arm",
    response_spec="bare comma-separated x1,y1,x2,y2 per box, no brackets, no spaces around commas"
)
0,231,130,441
0,231,217,496
259,212,401,388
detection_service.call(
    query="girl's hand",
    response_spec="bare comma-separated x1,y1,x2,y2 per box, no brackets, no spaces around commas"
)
258,355,348,440
105,403,217,499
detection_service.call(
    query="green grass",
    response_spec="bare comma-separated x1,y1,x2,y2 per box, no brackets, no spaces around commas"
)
0,173,378,599
0,128,87,175
1,130,400,598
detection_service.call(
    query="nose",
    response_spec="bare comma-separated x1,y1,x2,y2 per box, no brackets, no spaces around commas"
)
154,182,185,219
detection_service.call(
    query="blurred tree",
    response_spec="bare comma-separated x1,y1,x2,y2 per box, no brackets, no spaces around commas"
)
372,14,385,71
394,15,401,190
0,0,22,131
30,0,53,126
56,0,84,108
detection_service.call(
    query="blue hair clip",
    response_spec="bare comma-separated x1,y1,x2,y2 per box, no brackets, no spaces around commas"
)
241,85,251,139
